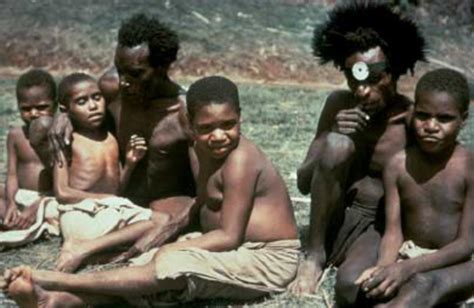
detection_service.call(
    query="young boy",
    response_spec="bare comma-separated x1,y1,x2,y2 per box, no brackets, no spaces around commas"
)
3,76,300,307
52,73,155,270
355,68,474,305
0,69,56,231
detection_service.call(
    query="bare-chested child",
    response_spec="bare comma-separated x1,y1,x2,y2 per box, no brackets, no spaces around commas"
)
52,73,154,271
0,69,56,231
354,68,474,306
3,76,300,307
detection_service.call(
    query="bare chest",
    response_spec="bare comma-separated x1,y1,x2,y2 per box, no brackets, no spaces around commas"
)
364,121,408,172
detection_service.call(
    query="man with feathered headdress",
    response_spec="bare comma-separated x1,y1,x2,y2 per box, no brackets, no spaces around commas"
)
288,2,426,305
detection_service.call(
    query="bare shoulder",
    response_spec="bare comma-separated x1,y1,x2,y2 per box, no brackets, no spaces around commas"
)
325,89,355,110
7,126,25,143
386,148,407,172
452,145,474,173
222,136,264,174
98,67,120,104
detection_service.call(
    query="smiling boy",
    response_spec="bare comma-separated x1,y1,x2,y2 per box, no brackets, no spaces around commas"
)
0,69,56,230
3,76,300,307
355,68,474,306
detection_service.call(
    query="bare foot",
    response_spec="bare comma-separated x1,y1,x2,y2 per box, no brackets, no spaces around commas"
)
56,240,87,273
287,258,323,296
6,266,52,308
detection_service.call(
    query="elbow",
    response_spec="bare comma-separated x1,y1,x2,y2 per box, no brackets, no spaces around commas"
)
54,186,75,204
223,233,244,251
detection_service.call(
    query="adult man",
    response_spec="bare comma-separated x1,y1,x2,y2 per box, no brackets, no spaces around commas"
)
288,3,426,306
49,13,196,257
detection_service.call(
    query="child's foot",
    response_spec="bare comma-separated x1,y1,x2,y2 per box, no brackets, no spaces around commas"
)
6,266,52,308
56,240,87,273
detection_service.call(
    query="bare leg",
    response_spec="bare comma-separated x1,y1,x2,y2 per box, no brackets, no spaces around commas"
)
289,132,356,295
56,220,155,272
6,266,120,307
8,258,186,301
0,183,6,221
335,227,381,307
382,261,474,307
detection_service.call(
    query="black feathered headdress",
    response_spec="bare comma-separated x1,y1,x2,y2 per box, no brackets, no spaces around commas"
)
313,2,426,78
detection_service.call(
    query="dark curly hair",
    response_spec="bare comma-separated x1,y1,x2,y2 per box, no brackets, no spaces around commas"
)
186,76,241,121
16,69,57,108
415,68,470,114
313,2,426,79
58,73,96,107
118,13,179,69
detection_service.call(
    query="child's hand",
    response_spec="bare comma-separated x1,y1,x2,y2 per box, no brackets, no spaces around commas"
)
15,204,38,230
355,266,379,286
126,134,147,164
4,204,19,229
359,263,411,300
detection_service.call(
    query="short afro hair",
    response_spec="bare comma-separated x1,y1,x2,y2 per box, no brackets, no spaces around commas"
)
58,73,96,107
16,69,57,107
118,13,179,68
186,76,241,121
415,68,470,114
313,2,426,79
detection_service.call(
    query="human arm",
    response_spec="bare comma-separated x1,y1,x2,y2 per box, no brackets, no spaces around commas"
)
4,129,20,228
48,111,73,167
297,91,368,194
160,150,258,253
355,155,404,296
361,155,474,299
119,135,147,194
53,151,114,204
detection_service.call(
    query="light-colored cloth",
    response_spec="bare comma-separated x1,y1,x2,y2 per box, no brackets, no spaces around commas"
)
127,232,301,306
398,240,437,259
0,192,151,247
58,196,152,241
0,189,59,248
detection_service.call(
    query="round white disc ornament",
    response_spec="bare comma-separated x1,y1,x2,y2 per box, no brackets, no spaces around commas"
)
352,61,369,81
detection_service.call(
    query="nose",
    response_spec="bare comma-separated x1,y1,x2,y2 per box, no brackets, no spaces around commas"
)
210,129,226,142
355,84,370,99
424,118,439,133
88,98,99,110
30,108,39,119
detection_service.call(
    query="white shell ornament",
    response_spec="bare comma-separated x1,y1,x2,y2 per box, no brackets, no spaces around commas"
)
352,61,369,81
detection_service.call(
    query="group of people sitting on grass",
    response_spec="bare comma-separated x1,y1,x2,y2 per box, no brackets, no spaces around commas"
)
0,2,473,307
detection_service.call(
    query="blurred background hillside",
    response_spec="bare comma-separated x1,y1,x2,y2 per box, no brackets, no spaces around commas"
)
1,0,473,95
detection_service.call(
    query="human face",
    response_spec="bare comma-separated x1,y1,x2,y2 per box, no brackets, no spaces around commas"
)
114,44,156,102
344,47,395,116
192,103,240,160
66,80,106,131
413,91,466,154
17,86,55,125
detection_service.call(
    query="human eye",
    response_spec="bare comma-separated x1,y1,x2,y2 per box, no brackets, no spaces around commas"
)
92,93,103,101
20,106,31,112
414,111,430,120
196,124,213,134
437,114,456,123
221,120,237,130
75,97,87,106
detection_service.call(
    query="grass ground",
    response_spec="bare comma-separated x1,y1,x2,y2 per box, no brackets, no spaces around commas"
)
1,79,474,307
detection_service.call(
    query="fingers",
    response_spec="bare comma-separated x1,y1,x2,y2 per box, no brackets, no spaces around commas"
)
334,108,370,134
355,267,378,285
366,279,396,299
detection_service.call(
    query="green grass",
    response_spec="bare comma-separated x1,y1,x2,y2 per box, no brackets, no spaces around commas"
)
1,79,474,307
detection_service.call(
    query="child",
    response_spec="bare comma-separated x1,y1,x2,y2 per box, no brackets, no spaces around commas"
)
53,73,155,270
0,69,56,231
355,68,474,304
3,76,300,306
